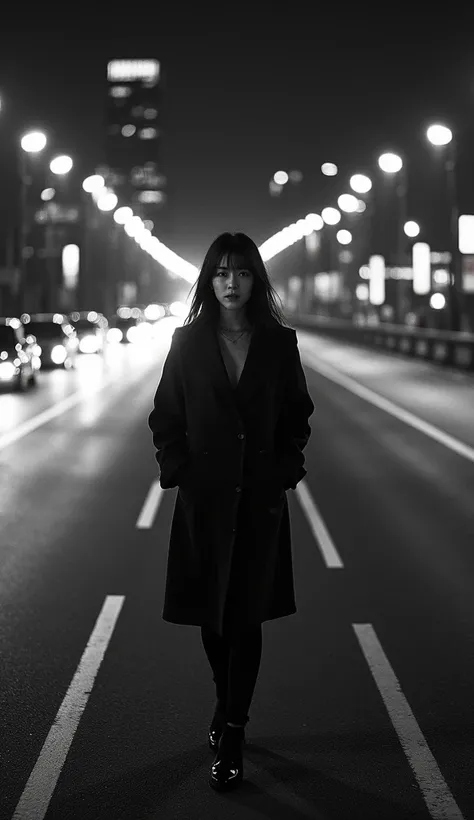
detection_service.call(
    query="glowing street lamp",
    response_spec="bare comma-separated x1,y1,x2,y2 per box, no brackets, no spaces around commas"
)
82,174,105,193
337,193,359,213
404,220,420,238
349,174,372,194
50,154,73,175
305,213,324,231
426,123,452,147
20,130,47,154
321,162,338,177
96,190,118,212
113,206,134,225
378,152,403,174
18,130,48,312
425,121,461,329
321,207,341,225
336,229,352,245
273,170,288,185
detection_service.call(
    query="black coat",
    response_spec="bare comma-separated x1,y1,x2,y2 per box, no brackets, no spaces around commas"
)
148,317,314,637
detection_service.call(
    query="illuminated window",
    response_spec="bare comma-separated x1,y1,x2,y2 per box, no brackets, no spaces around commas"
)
139,127,158,140
122,124,136,137
144,107,157,119
109,85,131,98
131,167,145,185
138,190,164,204
107,60,160,84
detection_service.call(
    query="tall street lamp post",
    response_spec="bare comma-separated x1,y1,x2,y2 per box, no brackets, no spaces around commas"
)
18,130,47,313
426,123,462,331
377,152,407,323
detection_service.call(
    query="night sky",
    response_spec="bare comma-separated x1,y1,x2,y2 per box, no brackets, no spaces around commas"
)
1,10,474,267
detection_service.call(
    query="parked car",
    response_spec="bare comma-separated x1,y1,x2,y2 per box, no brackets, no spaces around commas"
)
22,313,78,369
69,311,108,354
0,317,40,391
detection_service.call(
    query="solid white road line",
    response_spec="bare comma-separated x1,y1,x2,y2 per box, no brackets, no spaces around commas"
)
353,623,465,820
136,479,163,528
0,389,102,453
302,350,474,466
12,595,125,820
295,480,344,568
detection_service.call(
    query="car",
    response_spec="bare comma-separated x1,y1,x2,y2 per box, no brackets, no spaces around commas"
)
0,317,40,391
69,311,108,354
107,310,144,344
22,313,78,369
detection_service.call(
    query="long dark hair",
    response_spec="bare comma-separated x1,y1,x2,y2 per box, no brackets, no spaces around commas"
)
183,232,288,328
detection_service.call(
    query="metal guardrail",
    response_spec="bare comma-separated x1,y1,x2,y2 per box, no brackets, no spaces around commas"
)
288,313,474,371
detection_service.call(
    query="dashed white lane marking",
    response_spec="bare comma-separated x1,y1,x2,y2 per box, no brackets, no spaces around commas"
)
295,480,344,568
301,349,474,466
12,595,125,820
136,479,164,528
353,623,465,820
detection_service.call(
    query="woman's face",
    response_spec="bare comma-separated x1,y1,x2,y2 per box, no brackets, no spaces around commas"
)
211,254,254,312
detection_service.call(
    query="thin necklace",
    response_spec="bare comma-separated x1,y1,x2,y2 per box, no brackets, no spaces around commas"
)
218,323,252,344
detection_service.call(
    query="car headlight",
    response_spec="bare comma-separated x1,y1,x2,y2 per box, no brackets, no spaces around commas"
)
51,344,67,364
107,328,122,343
79,334,99,353
0,361,17,380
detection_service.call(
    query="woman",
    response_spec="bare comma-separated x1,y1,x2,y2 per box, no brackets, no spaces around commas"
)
148,232,314,792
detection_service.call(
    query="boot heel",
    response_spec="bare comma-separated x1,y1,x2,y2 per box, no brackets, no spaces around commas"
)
209,725,245,791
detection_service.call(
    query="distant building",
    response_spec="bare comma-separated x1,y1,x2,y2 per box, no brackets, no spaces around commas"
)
104,59,168,238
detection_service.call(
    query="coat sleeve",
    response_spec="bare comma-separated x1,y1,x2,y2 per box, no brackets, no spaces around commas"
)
147,328,189,489
275,329,314,490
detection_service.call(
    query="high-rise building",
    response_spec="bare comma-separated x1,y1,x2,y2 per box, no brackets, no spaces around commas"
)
104,59,167,236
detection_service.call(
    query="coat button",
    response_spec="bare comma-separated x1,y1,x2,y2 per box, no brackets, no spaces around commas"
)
235,486,242,492
237,433,245,440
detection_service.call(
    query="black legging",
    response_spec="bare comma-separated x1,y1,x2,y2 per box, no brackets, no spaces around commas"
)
200,622,263,726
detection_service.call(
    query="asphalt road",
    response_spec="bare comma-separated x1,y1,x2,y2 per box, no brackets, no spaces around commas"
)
1,322,473,820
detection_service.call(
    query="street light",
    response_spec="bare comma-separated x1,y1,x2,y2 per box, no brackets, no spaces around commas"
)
20,130,47,154
273,170,289,185
378,152,403,174
50,155,73,175
404,220,420,238
336,229,352,245
378,153,406,242
321,207,341,225
82,174,105,193
321,162,338,177
350,174,372,194
337,193,359,213
305,213,324,231
114,206,134,225
96,190,118,212
18,130,48,312
426,124,452,147
425,121,461,330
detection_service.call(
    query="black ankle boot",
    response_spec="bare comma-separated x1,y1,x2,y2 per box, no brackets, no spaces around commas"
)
209,725,245,791
208,703,227,751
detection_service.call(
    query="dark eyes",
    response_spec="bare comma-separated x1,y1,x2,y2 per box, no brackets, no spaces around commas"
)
216,271,251,277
